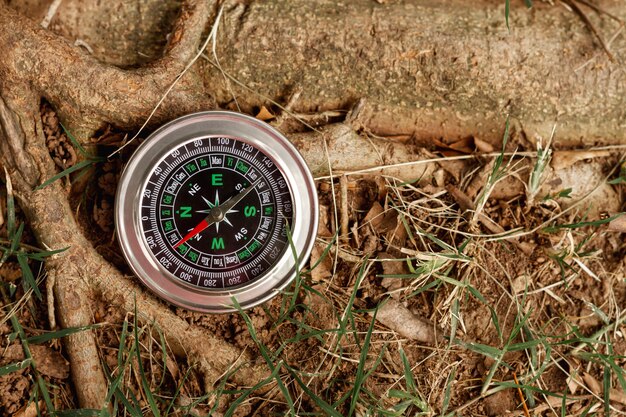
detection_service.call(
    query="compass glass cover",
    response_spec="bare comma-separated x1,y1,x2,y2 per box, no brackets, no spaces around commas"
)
140,136,294,290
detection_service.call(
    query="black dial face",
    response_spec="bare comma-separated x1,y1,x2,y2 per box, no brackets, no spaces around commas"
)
140,137,294,289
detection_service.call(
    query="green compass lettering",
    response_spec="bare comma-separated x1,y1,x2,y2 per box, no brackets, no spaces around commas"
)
140,136,294,290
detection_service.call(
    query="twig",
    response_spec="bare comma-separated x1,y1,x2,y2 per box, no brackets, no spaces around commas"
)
512,372,530,417
574,0,624,24
565,0,616,62
40,0,63,29
340,175,349,243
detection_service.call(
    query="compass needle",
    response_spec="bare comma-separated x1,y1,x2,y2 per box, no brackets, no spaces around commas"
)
115,111,317,312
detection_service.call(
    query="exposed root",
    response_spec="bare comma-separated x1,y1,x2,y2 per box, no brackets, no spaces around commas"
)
0,92,269,407
0,1,216,136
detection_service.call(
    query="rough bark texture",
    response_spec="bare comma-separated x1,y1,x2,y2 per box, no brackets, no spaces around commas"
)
8,0,626,146
1,1,215,136
203,0,626,147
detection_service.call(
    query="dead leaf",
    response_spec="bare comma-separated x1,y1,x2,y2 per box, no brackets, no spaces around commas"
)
255,106,275,121
14,401,42,417
362,201,384,229
433,137,475,156
317,204,333,237
474,137,495,153
310,243,332,282
582,372,626,405
608,215,626,233
386,219,407,247
165,353,179,379
582,372,602,396
551,150,611,171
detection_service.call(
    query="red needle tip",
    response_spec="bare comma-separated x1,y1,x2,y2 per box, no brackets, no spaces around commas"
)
174,219,209,249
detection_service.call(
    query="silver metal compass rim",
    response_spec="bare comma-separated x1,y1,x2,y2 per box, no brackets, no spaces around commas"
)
115,111,318,313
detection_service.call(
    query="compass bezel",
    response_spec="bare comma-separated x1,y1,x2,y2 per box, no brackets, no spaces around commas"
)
115,111,318,313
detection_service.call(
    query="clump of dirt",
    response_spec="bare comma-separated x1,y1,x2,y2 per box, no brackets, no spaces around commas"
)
0,365,30,415
42,102,78,170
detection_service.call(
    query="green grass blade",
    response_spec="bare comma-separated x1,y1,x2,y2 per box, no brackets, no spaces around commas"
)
57,410,103,417
60,123,89,157
35,159,99,191
508,338,543,352
27,324,100,344
26,247,69,261
133,305,161,417
287,366,342,417
349,308,378,416
338,257,369,345
507,309,532,344
449,299,459,349
155,326,168,389
542,213,623,233
460,341,503,359
603,366,610,416
4,167,15,239
1,222,24,265
399,350,416,393
163,367,193,416
441,366,456,416
505,0,510,29
489,306,503,344
17,252,42,299
35,370,56,415
482,354,503,395
0,359,32,376
306,233,336,273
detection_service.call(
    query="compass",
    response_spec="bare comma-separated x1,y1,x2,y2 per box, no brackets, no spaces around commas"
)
115,111,318,312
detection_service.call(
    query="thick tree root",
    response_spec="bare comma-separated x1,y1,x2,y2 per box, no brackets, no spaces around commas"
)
0,1,215,135
0,0,268,408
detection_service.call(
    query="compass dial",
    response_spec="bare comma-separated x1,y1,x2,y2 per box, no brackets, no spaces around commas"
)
141,137,293,289
115,111,318,313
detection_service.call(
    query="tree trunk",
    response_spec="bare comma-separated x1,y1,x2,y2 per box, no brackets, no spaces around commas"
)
202,0,626,146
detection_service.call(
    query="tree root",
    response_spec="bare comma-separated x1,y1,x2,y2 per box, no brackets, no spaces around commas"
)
0,1,216,135
0,0,268,409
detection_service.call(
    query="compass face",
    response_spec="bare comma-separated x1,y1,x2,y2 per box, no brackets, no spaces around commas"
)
115,111,318,313
141,137,293,289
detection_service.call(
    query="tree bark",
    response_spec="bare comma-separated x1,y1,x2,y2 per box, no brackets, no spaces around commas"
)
202,0,626,147
8,0,626,146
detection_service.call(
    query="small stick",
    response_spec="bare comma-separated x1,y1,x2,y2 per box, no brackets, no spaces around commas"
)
574,0,624,24
512,372,531,417
41,0,63,29
565,0,616,62
340,174,350,243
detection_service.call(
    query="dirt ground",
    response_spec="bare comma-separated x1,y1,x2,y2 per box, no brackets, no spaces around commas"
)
1,105,625,416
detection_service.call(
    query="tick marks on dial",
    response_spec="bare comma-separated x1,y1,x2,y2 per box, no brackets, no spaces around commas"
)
141,137,294,290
